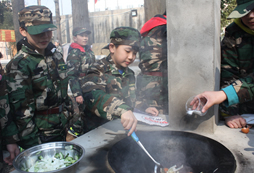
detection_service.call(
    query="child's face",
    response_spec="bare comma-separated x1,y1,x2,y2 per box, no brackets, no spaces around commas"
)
73,33,89,46
241,9,254,30
20,28,52,53
54,42,59,47
109,44,137,69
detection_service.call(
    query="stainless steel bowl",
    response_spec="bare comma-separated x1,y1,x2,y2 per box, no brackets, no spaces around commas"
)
13,142,85,173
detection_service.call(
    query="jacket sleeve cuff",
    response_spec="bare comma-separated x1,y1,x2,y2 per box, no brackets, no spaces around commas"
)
222,85,239,106
115,104,132,117
3,134,19,144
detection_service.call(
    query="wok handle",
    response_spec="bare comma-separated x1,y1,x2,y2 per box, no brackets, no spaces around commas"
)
130,131,140,142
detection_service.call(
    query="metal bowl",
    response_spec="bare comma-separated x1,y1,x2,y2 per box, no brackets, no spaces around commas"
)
13,142,85,173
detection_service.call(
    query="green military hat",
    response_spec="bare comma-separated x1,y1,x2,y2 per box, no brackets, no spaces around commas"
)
103,26,141,50
228,0,254,18
72,27,91,36
18,5,57,35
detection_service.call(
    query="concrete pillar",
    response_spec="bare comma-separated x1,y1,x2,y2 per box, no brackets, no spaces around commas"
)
166,0,221,133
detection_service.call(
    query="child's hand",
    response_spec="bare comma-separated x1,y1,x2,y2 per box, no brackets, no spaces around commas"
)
145,107,159,116
4,143,20,165
225,115,246,128
121,110,137,136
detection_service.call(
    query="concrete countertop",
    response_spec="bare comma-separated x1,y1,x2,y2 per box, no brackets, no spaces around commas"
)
71,117,254,173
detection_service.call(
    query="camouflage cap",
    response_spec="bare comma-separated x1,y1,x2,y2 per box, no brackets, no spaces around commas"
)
73,27,91,36
18,5,57,35
228,0,254,18
103,27,141,50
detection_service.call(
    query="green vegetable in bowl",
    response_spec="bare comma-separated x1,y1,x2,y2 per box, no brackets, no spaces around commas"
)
27,152,79,172
38,156,43,160
65,145,73,150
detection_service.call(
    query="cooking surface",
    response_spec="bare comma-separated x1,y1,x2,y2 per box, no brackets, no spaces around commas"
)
108,131,236,173
11,117,254,173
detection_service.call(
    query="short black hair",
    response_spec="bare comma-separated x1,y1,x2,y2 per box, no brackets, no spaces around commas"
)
0,52,2,59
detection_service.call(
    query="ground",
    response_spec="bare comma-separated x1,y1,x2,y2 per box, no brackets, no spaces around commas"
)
2,163,15,173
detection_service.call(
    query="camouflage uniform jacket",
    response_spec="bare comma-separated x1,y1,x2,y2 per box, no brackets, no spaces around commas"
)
67,43,95,98
221,21,254,104
139,15,167,73
5,42,72,148
135,15,168,114
56,45,63,54
0,64,15,164
81,54,136,120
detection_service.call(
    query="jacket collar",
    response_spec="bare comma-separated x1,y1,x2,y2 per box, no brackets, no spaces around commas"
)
18,37,56,56
69,42,91,53
105,54,133,76
234,18,254,35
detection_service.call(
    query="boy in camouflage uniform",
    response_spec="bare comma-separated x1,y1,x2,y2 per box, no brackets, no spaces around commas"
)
193,0,254,129
135,12,168,114
66,27,95,135
4,6,73,165
81,27,158,136
54,40,63,54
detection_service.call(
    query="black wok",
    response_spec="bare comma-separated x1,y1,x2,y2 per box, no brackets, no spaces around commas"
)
107,131,236,173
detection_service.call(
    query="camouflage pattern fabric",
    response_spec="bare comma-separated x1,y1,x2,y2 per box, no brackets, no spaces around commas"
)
103,26,141,50
135,73,168,114
0,64,19,171
220,21,254,117
72,27,91,36
18,5,56,35
0,64,12,167
5,42,73,149
228,0,254,19
138,26,167,72
56,45,63,54
136,24,168,114
66,45,95,98
66,45,95,134
81,55,135,132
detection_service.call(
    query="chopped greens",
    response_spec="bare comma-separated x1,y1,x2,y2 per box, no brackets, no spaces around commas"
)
64,145,73,150
36,151,42,155
26,152,79,172
161,165,183,173
167,165,183,173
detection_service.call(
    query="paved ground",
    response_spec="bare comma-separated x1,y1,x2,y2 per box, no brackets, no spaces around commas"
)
2,164,15,173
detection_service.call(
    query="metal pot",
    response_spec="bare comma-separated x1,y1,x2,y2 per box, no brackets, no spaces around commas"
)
13,142,85,173
108,131,236,173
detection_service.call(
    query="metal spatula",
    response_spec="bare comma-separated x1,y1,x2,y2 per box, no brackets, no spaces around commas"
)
130,131,166,173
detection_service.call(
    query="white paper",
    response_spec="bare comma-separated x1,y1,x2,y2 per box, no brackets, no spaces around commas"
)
133,112,169,126
241,114,254,124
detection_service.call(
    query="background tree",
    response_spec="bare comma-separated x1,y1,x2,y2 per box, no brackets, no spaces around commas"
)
54,0,62,43
71,0,93,44
144,0,166,22
11,0,24,43
0,1,15,59
0,1,14,30
221,0,236,33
